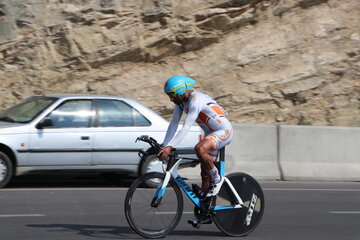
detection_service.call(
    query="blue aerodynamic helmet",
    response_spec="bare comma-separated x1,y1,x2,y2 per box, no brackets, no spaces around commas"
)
164,75,196,96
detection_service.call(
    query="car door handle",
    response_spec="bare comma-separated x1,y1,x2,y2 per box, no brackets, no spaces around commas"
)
81,136,90,140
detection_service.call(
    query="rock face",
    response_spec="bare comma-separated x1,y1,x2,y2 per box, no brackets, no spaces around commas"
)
0,0,359,126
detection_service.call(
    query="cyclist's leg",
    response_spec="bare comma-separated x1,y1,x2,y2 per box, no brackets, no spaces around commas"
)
195,138,216,192
190,139,223,227
200,163,211,192
201,129,233,196
196,129,233,192
189,144,215,226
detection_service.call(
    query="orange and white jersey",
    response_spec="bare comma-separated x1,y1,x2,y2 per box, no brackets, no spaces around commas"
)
163,91,233,151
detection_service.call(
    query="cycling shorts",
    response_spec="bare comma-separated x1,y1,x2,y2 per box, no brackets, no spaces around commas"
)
205,128,233,161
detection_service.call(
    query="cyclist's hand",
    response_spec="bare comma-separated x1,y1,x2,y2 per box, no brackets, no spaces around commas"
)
157,146,173,161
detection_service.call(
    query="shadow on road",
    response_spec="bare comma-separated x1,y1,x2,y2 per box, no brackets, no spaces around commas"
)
6,173,136,189
27,224,136,239
27,223,224,238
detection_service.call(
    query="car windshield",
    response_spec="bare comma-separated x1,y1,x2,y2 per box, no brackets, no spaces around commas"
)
0,96,58,123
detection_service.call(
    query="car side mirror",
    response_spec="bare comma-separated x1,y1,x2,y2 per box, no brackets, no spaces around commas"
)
36,118,54,129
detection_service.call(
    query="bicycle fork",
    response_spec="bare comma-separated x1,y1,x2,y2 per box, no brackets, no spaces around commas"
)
151,171,171,207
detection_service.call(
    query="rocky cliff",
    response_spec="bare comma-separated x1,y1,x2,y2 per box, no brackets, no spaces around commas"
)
0,0,359,126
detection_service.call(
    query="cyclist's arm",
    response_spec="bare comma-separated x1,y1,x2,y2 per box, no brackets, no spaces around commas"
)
166,99,200,147
162,105,182,146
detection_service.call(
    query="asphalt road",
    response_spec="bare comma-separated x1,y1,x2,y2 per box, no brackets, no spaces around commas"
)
1,174,360,240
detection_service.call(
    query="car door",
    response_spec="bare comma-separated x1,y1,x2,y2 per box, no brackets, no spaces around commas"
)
92,99,151,166
28,99,94,166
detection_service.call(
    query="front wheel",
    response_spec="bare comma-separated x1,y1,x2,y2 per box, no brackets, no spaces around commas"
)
0,152,13,188
124,172,183,238
212,172,265,237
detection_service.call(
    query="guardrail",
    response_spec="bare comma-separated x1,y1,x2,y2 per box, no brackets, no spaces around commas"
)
180,124,360,181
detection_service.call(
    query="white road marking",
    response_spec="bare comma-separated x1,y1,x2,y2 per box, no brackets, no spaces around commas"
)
0,214,46,218
329,211,360,214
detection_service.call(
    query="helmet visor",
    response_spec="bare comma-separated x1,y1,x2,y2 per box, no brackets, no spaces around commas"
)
165,84,191,96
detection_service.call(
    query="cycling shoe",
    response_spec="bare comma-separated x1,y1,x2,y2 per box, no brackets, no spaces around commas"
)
206,177,224,197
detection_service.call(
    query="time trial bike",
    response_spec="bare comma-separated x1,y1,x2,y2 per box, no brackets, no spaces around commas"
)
124,135,264,238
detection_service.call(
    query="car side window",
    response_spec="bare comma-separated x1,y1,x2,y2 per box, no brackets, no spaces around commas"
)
133,108,151,126
96,100,150,127
46,100,93,128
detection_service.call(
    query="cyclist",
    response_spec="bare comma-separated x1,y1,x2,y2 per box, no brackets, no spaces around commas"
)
158,75,233,199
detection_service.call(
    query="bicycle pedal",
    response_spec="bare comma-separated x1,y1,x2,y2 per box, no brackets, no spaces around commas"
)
187,219,201,229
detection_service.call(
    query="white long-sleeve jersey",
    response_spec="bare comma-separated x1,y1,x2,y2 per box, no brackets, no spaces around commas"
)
163,91,232,148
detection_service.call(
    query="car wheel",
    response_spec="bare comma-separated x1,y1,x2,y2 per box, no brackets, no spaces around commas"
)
0,152,13,188
140,154,165,188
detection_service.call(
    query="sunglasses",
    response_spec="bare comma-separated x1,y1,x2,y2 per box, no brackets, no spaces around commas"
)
166,92,177,99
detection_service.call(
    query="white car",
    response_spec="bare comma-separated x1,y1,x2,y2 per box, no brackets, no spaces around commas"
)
0,95,202,188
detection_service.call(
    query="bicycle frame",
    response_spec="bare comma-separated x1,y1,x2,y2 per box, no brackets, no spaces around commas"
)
127,136,264,238
152,150,244,211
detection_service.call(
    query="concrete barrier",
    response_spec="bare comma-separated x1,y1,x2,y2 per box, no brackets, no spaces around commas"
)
279,125,360,181
180,124,360,181
226,124,281,180
180,124,282,180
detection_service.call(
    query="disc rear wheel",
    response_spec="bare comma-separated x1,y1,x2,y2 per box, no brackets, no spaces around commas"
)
212,172,265,236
